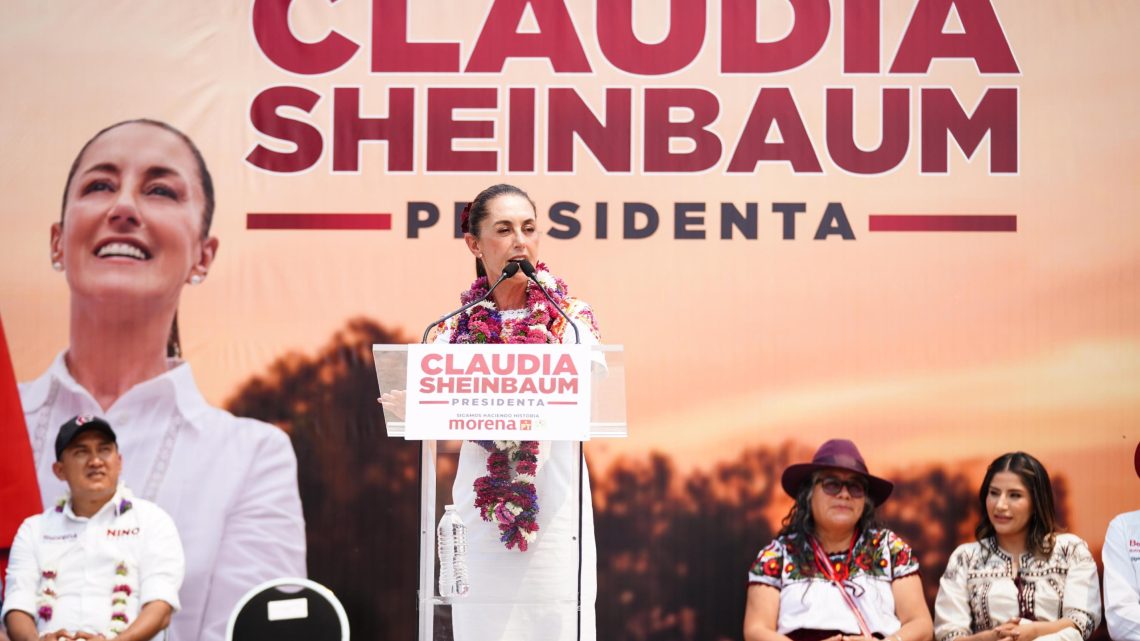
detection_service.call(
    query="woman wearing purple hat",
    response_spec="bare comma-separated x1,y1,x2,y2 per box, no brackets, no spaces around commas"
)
745,439,934,641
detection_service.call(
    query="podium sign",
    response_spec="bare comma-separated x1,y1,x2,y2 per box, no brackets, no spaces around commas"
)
373,343,626,640
405,343,591,441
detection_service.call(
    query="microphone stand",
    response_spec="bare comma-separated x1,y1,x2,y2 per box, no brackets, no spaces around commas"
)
420,262,520,343
514,261,585,639
516,259,580,344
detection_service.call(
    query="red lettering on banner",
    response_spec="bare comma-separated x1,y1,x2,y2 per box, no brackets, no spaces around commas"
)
467,355,490,375
921,88,1017,173
843,0,881,73
331,87,415,172
891,0,1019,73
728,89,822,173
491,354,512,375
422,354,442,376
644,88,722,173
517,354,540,376
445,356,462,375
826,88,909,174
371,0,460,72
427,88,498,172
551,354,577,376
466,0,591,73
722,0,829,73
548,88,632,172
508,88,536,172
252,0,359,75
245,1,1022,178
597,0,705,75
246,87,324,173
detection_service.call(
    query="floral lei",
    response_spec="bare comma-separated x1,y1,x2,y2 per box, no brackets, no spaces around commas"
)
446,261,571,551
41,490,136,637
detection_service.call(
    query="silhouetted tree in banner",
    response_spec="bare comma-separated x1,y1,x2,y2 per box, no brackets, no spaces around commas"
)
227,318,420,641
225,318,1089,640
593,447,1080,641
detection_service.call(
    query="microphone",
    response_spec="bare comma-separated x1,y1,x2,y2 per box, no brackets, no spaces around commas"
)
517,259,580,345
420,261,520,343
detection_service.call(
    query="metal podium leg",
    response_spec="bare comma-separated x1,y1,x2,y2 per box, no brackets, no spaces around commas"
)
576,440,584,641
419,440,438,641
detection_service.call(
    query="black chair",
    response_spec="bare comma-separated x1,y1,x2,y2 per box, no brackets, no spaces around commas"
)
226,577,349,641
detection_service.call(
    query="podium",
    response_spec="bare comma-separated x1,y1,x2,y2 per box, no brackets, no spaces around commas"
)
374,343,627,641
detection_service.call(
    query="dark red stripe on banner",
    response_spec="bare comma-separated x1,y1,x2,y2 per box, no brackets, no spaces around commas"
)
547,401,579,405
869,214,1016,232
418,401,449,405
247,213,392,230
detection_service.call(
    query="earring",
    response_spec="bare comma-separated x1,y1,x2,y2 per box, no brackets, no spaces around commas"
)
190,274,203,285
52,261,63,272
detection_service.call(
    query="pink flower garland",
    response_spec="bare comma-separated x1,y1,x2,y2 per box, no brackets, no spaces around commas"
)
447,262,570,551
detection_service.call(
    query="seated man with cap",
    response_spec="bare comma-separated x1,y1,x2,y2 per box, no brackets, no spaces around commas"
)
2,416,184,641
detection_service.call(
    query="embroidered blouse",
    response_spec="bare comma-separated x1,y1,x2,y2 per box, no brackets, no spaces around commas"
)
933,534,1102,641
748,528,920,635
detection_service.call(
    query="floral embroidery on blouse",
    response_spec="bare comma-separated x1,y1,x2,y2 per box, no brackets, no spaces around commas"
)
749,528,920,587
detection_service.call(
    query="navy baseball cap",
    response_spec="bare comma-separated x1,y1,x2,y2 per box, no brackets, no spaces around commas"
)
55,415,117,460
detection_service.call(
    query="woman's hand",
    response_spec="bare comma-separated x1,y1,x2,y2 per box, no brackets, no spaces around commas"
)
991,619,1022,640
378,389,407,420
995,619,1070,641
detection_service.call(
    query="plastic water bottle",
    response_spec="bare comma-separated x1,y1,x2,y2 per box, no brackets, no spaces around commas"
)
437,504,470,598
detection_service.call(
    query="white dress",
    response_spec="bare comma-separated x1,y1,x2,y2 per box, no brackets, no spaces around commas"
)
436,304,598,641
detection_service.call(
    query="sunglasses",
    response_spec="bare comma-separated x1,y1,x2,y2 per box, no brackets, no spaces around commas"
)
816,477,867,498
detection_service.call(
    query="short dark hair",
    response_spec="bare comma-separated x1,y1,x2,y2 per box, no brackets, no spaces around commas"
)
975,451,1058,557
60,118,216,238
462,184,536,278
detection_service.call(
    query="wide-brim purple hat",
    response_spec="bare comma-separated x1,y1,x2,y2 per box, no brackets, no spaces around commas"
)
781,439,894,505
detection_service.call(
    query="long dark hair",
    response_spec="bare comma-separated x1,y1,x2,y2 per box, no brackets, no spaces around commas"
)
61,119,216,358
462,183,536,278
777,471,878,572
975,451,1057,557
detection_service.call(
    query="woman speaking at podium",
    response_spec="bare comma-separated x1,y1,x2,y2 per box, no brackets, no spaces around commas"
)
429,183,602,641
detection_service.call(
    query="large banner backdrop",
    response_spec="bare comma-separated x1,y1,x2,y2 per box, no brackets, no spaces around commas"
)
2,1,1138,639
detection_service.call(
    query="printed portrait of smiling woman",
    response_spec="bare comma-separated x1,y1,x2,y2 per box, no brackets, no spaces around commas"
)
19,119,306,641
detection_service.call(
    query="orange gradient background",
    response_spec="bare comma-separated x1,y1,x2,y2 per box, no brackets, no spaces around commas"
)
2,0,1138,554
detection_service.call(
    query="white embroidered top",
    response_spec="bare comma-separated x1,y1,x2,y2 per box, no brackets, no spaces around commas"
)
748,528,920,636
933,534,1102,641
